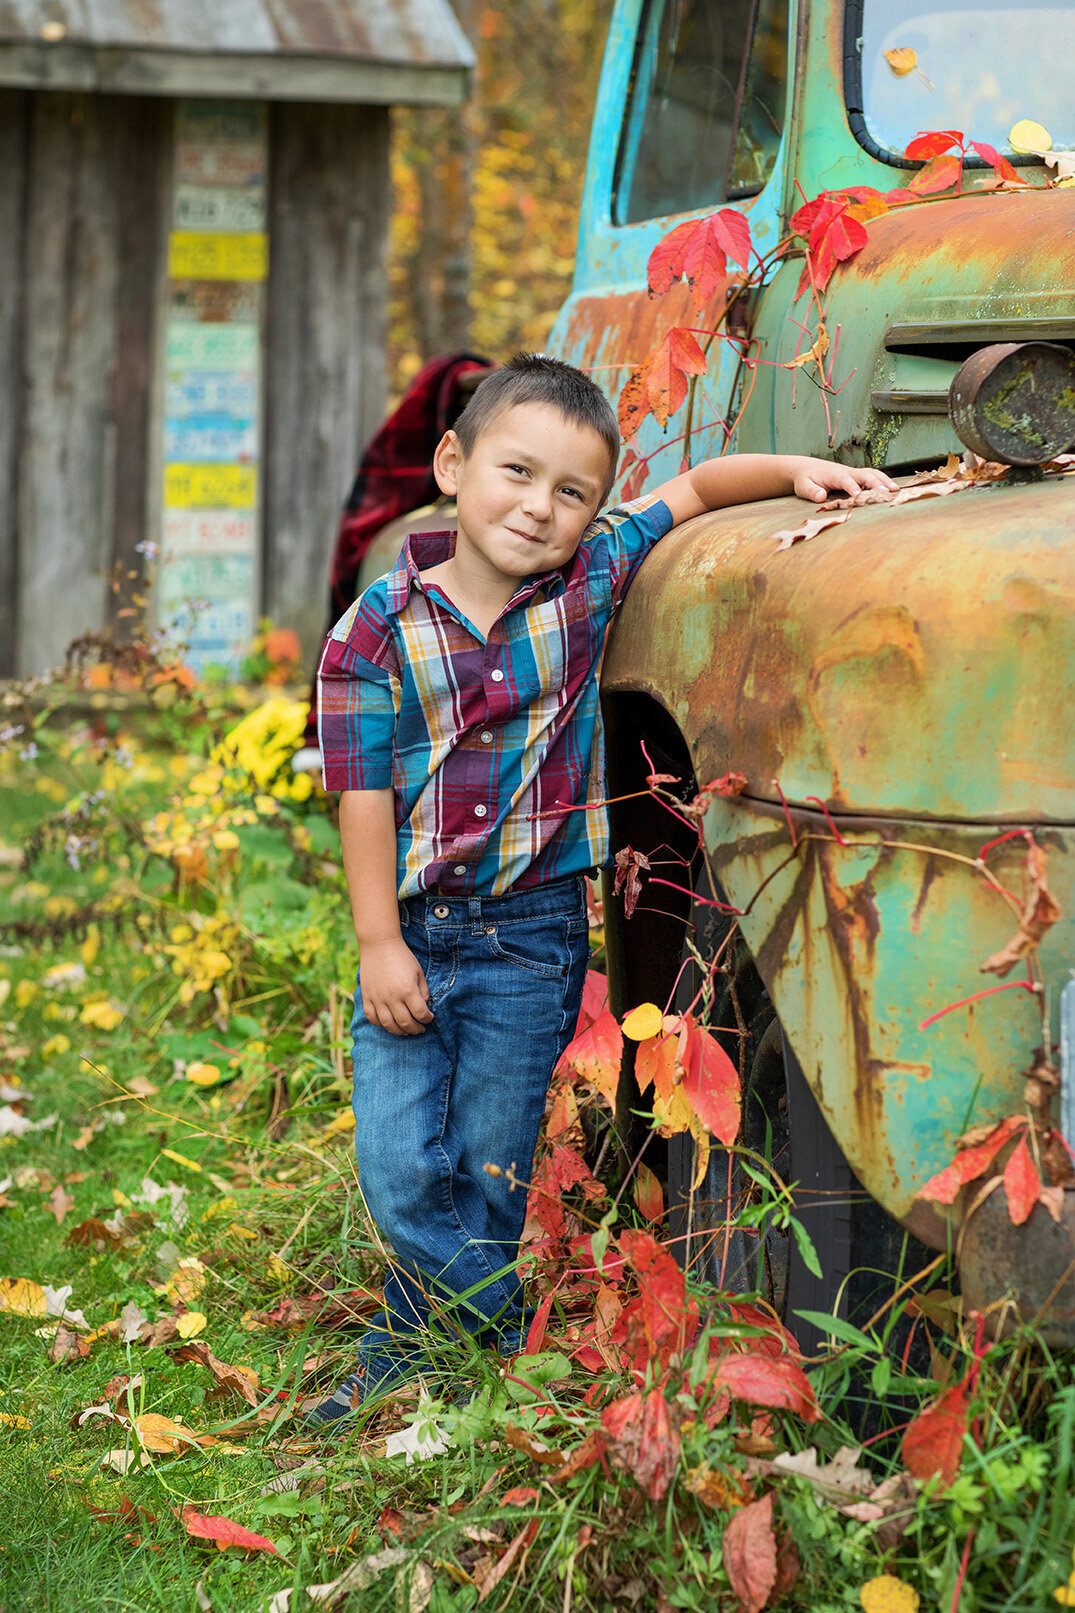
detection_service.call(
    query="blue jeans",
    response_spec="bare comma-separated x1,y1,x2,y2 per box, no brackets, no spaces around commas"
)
351,874,591,1392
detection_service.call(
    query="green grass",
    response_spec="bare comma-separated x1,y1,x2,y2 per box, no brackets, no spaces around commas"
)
1,677,1074,1613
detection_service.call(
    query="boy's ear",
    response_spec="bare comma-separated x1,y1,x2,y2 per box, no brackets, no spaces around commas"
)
433,430,464,496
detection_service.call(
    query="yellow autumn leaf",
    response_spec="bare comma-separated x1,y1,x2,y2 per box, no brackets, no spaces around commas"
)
860,1575,921,1613
185,1062,222,1087
322,1109,357,1137
201,1197,239,1222
80,999,124,1031
0,1278,47,1318
1009,119,1052,153
883,46,917,74
176,1311,207,1339
134,1412,205,1454
167,1257,208,1305
15,980,37,1008
42,1034,71,1058
161,1148,202,1172
621,1002,664,1041
228,1224,257,1241
80,926,100,967
212,830,240,852
0,1413,31,1429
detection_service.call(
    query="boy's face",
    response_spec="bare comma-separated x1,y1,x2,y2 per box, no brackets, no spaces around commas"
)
433,402,614,585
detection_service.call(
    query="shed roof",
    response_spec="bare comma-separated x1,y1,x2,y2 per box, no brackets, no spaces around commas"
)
0,0,474,104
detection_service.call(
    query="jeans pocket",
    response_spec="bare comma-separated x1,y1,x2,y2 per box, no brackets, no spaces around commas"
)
483,917,569,978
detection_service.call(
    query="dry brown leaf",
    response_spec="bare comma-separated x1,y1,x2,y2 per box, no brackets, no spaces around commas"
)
48,1185,74,1224
980,842,1062,975
786,327,830,369
48,1324,88,1365
774,510,850,550
171,1341,260,1407
890,478,967,505
503,1423,565,1466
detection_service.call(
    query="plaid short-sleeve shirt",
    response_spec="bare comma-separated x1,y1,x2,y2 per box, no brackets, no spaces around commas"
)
317,494,674,899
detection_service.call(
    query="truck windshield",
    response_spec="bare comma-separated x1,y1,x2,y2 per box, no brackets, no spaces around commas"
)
859,0,1075,157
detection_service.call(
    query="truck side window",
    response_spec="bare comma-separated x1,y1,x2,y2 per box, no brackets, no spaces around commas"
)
613,0,788,225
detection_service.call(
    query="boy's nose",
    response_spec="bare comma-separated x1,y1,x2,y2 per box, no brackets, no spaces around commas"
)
521,483,553,519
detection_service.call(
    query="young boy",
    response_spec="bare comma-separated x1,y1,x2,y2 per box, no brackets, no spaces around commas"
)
309,353,895,1424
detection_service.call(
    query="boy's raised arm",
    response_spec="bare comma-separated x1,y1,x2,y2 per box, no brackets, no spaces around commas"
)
339,789,433,1036
653,452,898,527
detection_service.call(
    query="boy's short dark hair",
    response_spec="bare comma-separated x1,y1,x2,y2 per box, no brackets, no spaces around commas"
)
453,352,621,499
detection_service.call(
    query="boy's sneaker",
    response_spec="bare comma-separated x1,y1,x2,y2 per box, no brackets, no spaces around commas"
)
303,1369,366,1428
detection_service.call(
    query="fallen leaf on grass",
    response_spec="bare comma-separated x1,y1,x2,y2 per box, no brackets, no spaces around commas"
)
499,1486,540,1508
176,1310,207,1339
859,1574,920,1613
901,1380,968,1486
708,1352,821,1422
267,1546,411,1613
474,1521,540,1605
178,1504,277,1554
0,1277,47,1317
0,1412,30,1429
0,1106,58,1138
48,1185,74,1224
171,1340,260,1406
503,1422,565,1467
100,1448,152,1474
722,1492,777,1613
385,1414,452,1465
773,511,849,550
601,1389,681,1502
685,1464,748,1510
49,1324,89,1365
88,1495,157,1528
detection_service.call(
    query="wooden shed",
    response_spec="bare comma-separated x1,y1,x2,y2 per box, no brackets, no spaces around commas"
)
0,1,473,678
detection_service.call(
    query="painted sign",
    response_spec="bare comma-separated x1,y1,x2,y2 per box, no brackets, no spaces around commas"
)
168,231,268,283
157,99,267,675
174,184,265,233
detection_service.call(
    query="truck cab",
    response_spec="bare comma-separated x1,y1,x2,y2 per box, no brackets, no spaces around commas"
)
546,0,1075,1339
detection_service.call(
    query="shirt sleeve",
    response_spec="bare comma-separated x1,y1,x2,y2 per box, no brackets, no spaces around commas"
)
316,594,401,792
583,493,676,605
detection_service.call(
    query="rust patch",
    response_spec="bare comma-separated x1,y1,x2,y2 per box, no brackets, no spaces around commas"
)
909,856,940,935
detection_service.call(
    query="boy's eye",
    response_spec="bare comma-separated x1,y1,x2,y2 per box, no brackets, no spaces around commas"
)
505,463,528,476
560,486,584,501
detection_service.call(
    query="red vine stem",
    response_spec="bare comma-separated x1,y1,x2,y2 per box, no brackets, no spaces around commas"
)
918,979,1040,1031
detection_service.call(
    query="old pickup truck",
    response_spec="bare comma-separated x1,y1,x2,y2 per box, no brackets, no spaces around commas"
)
540,0,1075,1344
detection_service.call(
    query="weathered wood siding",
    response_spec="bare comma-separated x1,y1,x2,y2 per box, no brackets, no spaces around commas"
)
4,90,164,678
263,101,390,661
0,90,29,677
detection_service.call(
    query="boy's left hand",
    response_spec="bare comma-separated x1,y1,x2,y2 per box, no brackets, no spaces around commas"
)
792,458,899,503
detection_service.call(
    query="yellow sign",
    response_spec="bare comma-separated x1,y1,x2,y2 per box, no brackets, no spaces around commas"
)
164,463,257,509
168,231,268,282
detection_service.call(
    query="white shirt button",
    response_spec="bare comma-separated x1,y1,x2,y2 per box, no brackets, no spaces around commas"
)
474,803,487,817
480,730,493,744
453,865,466,875
490,669,504,683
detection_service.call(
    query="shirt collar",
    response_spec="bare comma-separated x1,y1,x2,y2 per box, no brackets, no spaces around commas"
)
385,527,570,617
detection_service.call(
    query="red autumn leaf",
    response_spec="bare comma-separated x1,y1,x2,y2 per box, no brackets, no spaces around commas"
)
376,1506,408,1537
614,845,651,919
635,1025,678,1102
905,128,964,159
88,1496,157,1528
722,1300,802,1360
644,326,707,428
907,153,963,195
499,1486,540,1507
633,1162,665,1222
620,1228,699,1365
617,365,651,439
901,1380,969,1486
547,1428,607,1485
968,140,1020,182
709,1351,821,1422
722,1492,777,1613
1003,1134,1041,1225
573,969,609,1038
647,210,751,306
178,1505,278,1554
559,1009,623,1107
525,1289,556,1354
808,201,869,289
601,1387,681,1501
680,1015,741,1145
884,186,923,206
623,454,649,501
916,1115,1026,1204
708,771,748,797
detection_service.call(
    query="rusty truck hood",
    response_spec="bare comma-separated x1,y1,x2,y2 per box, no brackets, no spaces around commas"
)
602,471,1075,822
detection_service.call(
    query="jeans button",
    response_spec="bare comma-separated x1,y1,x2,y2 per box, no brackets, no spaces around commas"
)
434,904,450,919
